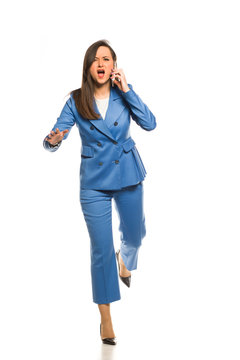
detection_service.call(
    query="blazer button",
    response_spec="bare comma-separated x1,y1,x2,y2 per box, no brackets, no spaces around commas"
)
112,140,118,145
97,142,102,147
115,160,119,164
114,121,118,126
99,162,103,166
90,125,94,130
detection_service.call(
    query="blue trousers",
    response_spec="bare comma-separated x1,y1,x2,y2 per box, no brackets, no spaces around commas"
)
80,182,146,304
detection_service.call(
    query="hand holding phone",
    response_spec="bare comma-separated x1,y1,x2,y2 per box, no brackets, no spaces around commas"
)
110,67,129,92
111,67,121,87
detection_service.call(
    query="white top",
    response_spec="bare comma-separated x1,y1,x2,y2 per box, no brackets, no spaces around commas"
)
94,96,110,120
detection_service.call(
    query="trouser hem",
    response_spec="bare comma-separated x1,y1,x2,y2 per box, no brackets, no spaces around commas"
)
93,295,121,305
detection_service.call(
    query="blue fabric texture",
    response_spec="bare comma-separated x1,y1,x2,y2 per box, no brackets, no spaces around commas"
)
80,182,146,304
43,83,156,303
43,84,156,190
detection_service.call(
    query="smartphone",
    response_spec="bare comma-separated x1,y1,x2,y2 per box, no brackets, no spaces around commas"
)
111,63,120,87
111,75,115,87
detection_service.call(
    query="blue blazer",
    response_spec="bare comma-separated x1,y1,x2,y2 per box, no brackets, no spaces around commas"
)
43,83,156,190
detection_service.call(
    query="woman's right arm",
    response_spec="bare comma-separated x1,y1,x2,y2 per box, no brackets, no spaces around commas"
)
43,97,76,152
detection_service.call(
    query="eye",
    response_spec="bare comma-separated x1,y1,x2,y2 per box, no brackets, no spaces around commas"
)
104,58,110,61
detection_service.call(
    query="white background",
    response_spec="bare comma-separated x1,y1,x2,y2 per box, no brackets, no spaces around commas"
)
0,0,239,359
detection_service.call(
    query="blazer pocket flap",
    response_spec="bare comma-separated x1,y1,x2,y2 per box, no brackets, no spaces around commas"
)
81,145,94,158
122,137,136,152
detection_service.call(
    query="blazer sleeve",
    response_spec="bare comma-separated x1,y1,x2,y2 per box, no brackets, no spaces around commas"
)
43,96,76,152
121,84,156,131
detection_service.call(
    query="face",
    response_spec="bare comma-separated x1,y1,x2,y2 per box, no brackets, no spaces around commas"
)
89,46,115,86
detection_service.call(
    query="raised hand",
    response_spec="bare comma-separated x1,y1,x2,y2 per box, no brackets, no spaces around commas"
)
45,128,69,145
110,68,130,93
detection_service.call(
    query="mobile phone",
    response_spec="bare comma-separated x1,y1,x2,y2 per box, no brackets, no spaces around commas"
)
111,63,120,87
111,76,115,87
111,74,121,87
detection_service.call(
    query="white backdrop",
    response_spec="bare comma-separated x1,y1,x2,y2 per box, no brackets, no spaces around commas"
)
1,0,239,359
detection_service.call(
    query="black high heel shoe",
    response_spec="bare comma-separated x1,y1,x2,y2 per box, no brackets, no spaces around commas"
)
100,323,117,345
116,249,131,288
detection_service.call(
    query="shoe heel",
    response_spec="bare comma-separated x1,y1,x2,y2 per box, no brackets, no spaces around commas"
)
100,323,117,345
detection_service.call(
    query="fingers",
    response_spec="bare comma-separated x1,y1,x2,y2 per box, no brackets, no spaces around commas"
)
111,68,124,76
111,68,126,84
111,69,121,78
110,72,121,83
45,128,68,143
47,129,58,138
111,67,122,73
110,68,128,90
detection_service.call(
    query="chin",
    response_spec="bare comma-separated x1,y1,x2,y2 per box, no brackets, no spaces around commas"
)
95,78,110,86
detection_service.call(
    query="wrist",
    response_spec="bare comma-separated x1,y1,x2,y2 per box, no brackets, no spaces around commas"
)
122,86,130,93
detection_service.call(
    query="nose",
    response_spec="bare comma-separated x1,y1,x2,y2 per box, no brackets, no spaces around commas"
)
98,59,103,67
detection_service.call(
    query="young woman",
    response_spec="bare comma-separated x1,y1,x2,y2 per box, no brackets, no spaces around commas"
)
43,39,156,345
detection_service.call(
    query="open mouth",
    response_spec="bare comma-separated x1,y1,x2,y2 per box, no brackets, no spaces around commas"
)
97,69,105,78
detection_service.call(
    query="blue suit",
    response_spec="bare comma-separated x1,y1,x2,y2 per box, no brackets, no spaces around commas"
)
43,84,156,304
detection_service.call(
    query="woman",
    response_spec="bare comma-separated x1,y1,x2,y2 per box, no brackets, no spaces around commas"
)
43,39,156,345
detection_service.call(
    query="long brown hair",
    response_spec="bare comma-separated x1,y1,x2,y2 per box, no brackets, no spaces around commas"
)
69,40,117,120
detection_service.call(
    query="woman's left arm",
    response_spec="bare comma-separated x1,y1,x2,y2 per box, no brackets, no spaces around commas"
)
121,84,157,131
110,68,156,131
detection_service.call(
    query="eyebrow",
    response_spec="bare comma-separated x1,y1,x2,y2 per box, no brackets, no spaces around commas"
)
94,56,110,59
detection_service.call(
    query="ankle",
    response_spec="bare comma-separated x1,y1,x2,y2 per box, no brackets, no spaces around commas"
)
101,316,112,322
119,253,128,268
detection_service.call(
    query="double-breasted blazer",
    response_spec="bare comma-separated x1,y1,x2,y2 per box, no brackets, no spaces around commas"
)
43,83,156,190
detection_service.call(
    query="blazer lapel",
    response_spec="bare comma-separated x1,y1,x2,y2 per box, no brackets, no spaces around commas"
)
89,85,125,141
104,86,125,129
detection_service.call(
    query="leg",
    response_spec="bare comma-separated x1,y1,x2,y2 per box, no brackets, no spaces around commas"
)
80,188,121,304
98,304,115,339
113,182,146,271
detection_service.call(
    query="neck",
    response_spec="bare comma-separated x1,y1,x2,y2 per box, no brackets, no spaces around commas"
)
94,81,111,99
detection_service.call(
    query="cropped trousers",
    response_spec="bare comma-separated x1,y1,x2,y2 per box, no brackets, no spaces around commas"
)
80,182,146,304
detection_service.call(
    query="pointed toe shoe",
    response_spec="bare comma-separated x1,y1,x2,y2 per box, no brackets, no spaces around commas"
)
116,249,131,288
100,323,117,345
